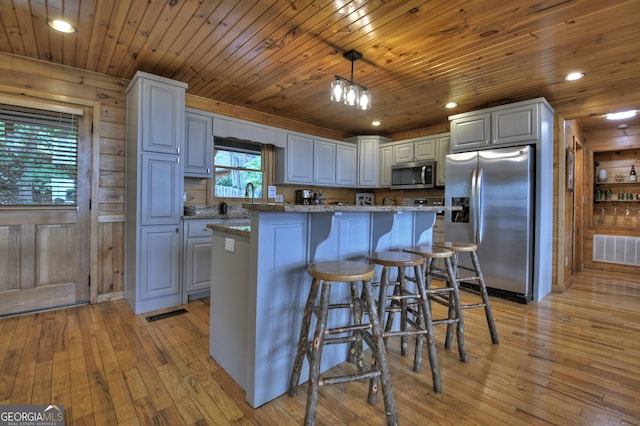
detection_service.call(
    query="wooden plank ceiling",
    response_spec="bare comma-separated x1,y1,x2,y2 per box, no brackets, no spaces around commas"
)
1,0,639,136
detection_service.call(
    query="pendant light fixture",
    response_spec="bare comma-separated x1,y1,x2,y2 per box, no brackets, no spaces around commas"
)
330,50,371,110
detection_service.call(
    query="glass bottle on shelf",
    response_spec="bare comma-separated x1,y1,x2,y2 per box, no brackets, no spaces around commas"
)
630,165,637,182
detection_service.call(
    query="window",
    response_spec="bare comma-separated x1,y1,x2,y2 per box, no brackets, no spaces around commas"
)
0,104,79,206
213,137,263,199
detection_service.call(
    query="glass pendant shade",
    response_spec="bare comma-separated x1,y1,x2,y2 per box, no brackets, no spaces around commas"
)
331,79,345,102
357,89,371,110
344,84,359,106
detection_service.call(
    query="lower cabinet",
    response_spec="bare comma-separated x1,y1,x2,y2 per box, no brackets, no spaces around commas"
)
182,218,249,303
182,219,216,303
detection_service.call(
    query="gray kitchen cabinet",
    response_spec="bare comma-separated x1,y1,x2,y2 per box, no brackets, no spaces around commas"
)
313,139,337,185
414,138,436,160
335,142,356,187
126,71,186,314
436,134,450,186
182,219,216,303
379,144,393,187
449,112,490,151
346,135,390,188
450,98,546,152
275,134,314,184
184,108,213,178
393,141,414,164
391,136,436,165
140,152,182,225
276,134,356,187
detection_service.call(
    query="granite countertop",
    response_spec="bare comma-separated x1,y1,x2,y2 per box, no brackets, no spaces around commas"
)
183,212,251,220
242,203,460,213
206,222,251,237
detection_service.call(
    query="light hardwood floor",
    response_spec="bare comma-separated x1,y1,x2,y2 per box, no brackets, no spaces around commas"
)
1,269,639,425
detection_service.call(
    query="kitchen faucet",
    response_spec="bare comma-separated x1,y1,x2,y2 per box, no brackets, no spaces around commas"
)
245,182,255,204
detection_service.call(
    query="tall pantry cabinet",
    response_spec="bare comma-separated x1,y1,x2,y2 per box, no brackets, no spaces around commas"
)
125,71,187,314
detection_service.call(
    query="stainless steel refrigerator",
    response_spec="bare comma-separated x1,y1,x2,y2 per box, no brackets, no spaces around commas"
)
444,145,534,302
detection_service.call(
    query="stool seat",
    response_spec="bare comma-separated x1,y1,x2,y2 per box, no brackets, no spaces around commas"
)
435,241,478,252
368,251,423,267
404,245,454,259
308,260,375,282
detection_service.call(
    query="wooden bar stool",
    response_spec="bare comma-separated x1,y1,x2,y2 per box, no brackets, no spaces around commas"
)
434,242,499,344
403,245,468,363
368,251,441,393
288,260,398,426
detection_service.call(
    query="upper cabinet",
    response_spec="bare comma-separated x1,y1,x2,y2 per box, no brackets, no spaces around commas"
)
345,136,391,188
137,75,185,154
450,98,550,152
184,108,213,178
276,134,314,184
391,136,437,165
336,142,357,187
276,135,357,187
436,134,450,186
379,144,393,187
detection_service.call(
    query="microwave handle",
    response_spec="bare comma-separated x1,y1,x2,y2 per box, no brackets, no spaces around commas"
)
421,165,426,185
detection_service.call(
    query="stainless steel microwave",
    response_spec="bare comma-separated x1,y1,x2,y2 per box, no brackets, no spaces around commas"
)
391,161,436,189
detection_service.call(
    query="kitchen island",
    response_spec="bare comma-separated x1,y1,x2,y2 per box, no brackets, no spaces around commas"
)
208,203,458,408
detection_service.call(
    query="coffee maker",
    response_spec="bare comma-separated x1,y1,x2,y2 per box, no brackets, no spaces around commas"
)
295,189,314,205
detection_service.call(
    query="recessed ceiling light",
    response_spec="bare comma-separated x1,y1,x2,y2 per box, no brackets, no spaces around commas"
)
445,102,458,109
47,18,77,34
564,72,584,81
371,120,381,126
606,110,637,120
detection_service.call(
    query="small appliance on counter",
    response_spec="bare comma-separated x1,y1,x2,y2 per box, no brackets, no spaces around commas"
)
295,189,314,205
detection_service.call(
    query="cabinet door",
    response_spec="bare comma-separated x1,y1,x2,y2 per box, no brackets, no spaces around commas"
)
357,137,379,187
451,112,491,151
140,226,181,302
141,78,185,154
141,152,182,226
393,142,414,164
286,134,314,184
493,103,539,145
336,143,357,187
314,140,337,185
414,138,436,160
185,237,212,295
436,135,450,186
379,145,393,187
184,110,213,177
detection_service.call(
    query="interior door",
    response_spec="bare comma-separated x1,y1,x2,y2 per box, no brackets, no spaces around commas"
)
0,106,91,316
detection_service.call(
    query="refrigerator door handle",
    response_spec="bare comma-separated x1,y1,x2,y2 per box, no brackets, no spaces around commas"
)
471,167,478,244
476,167,484,244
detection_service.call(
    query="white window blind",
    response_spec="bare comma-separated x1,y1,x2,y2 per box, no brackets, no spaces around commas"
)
0,103,79,206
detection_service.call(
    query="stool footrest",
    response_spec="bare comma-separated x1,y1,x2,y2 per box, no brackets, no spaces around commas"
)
326,323,371,336
461,302,486,309
321,370,380,387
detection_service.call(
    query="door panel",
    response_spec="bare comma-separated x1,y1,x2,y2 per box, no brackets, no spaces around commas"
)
0,106,90,316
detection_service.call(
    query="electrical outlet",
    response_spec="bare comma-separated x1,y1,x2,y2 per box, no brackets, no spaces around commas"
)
225,238,235,253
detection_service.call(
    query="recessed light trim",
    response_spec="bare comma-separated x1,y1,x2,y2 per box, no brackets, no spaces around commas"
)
371,120,381,126
445,102,458,109
47,18,77,34
564,72,584,81
606,110,637,120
